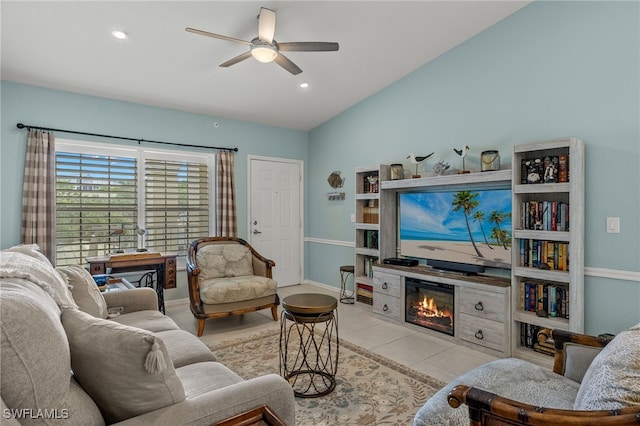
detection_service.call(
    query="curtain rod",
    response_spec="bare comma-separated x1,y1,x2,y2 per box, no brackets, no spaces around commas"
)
16,123,238,152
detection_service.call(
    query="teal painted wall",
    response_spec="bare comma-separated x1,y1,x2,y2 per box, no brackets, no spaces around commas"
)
1,1,638,333
0,81,308,300
307,1,639,335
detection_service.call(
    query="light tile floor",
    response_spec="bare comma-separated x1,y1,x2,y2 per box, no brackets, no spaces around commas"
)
166,283,498,384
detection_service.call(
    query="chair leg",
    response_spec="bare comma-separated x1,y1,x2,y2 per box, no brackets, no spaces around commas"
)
197,318,206,337
271,305,278,321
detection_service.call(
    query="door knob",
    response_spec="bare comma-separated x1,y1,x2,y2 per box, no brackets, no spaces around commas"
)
253,229,262,234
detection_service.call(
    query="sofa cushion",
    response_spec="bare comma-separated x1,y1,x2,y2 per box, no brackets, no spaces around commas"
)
0,247,77,309
61,308,185,424
110,309,181,332
573,322,640,410
57,264,108,319
196,244,254,279
0,280,71,415
199,275,277,304
413,358,580,426
155,329,217,368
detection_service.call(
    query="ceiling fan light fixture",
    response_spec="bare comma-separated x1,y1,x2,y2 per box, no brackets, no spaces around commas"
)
251,44,278,63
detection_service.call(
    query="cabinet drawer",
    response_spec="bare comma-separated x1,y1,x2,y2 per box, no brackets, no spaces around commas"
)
458,313,505,352
372,272,401,297
373,294,401,320
458,288,505,322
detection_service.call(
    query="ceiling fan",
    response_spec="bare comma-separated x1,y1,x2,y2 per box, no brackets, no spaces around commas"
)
186,7,339,75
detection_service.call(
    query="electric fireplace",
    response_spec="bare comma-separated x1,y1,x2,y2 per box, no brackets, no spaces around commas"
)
405,278,454,336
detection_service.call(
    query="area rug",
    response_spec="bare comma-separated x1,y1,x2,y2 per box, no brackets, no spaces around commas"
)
209,329,446,426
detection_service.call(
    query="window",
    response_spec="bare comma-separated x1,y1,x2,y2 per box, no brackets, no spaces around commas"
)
55,140,215,266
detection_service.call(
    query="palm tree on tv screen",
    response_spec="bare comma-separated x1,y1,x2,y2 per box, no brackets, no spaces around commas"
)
472,210,493,250
452,191,483,258
489,210,510,249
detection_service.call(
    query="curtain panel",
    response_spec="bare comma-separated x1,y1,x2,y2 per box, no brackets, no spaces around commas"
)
21,130,56,262
217,151,237,237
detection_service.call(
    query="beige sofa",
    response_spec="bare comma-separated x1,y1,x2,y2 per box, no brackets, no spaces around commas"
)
0,245,295,425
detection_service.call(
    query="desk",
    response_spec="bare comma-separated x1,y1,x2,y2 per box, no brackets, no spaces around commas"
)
86,253,176,313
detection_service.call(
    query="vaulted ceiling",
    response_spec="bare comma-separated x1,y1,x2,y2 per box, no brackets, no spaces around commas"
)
1,1,530,131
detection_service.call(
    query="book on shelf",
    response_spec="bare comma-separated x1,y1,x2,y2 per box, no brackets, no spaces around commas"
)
356,283,373,305
520,201,569,231
519,280,569,319
521,323,554,356
364,230,379,250
362,256,377,278
520,239,569,270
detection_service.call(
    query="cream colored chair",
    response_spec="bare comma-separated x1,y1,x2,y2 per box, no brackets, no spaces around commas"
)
186,237,279,336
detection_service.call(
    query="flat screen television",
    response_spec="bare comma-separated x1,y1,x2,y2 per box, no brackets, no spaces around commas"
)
399,188,512,273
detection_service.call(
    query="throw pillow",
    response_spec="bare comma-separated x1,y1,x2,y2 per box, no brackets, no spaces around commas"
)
61,308,185,423
574,322,640,410
57,265,108,319
0,247,77,309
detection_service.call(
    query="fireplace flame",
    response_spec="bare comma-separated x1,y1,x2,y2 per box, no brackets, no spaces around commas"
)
417,295,448,318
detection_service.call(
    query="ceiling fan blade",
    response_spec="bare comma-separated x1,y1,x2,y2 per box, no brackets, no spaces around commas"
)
185,27,251,46
274,53,302,75
258,8,276,43
219,51,253,68
278,42,339,52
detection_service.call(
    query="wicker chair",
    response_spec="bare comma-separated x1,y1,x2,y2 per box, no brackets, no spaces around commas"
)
186,237,279,336
445,329,640,425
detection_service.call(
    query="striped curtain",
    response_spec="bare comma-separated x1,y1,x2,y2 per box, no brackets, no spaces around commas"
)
21,130,56,262
217,151,237,237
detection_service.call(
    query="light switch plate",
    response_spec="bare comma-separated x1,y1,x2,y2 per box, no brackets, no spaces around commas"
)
606,217,620,233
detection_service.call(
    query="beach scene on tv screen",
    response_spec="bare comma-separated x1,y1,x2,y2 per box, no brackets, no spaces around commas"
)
400,189,512,269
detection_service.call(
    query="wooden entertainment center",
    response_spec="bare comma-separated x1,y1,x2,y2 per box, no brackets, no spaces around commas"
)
354,138,584,362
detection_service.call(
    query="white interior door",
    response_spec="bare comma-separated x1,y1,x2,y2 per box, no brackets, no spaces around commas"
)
249,156,302,287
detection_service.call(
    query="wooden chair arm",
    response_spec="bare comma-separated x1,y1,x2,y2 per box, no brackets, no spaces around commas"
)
448,385,640,425
551,329,613,375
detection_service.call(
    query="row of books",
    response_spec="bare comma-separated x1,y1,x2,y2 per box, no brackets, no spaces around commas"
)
520,323,555,356
362,175,379,193
362,256,377,278
520,154,569,184
363,230,379,250
519,239,569,271
519,200,569,232
356,283,373,305
519,280,570,319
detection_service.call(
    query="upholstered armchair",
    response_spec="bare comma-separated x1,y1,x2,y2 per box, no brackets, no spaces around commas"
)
414,325,640,425
186,237,280,336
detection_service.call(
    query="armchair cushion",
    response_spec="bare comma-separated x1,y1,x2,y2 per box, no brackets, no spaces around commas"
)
574,322,640,410
413,358,579,426
57,264,108,319
196,244,254,279
61,308,185,424
199,275,277,304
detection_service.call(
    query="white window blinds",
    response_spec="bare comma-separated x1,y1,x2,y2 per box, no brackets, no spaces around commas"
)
54,140,214,266
144,158,210,255
55,151,138,265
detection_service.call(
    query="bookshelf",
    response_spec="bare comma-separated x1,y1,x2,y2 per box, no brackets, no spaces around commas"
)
354,165,392,305
511,137,585,366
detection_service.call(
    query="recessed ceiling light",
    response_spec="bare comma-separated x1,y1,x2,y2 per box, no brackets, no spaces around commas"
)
111,30,128,40
299,83,309,88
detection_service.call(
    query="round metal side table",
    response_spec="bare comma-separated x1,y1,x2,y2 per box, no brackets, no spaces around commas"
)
279,293,339,398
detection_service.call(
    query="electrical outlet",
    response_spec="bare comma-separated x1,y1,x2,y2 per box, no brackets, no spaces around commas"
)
350,213,356,223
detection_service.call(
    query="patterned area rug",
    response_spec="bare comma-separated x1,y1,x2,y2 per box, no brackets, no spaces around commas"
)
210,329,446,426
